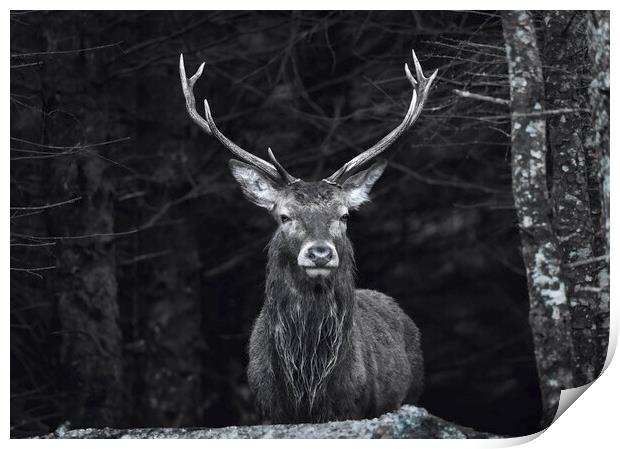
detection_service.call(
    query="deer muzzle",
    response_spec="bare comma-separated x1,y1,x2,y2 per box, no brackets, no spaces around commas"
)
297,241,339,277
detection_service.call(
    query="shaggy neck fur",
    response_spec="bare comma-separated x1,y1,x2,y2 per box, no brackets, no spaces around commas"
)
264,236,356,421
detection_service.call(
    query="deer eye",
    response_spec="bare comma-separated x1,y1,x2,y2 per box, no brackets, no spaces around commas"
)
340,213,349,223
280,214,292,224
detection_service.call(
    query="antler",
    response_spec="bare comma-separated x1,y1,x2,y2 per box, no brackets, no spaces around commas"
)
179,54,299,185
323,49,438,186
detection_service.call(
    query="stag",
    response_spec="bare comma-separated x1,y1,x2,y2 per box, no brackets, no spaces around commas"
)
179,50,437,423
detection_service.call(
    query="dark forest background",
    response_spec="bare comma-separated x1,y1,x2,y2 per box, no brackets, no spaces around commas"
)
10,10,609,438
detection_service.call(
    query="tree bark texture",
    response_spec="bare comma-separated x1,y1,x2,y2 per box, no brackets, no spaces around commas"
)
587,11,610,256
43,19,123,427
585,11,611,366
541,11,606,386
502,10,574,427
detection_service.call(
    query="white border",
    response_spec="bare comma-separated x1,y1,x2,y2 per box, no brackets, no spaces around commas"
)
5,4,617,447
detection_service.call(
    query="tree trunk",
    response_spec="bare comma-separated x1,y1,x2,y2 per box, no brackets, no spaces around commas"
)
141,227,203,426
132,66,205,426
586,10,611,367
502,10,574,427
43,15,123,428
541,11,605,386
587,11,610,255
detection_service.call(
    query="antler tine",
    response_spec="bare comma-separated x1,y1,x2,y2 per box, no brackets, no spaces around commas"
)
267,148,299,185
179,54,211,135
179,54,298,185
323,49,438,186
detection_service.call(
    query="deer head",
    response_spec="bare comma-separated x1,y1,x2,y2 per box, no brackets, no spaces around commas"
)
179,51,437,282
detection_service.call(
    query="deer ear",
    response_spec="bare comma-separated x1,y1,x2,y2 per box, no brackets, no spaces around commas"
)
229,159,281,209
341,160,387,209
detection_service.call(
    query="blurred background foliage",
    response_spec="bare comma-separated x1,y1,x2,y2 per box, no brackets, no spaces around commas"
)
11,10,541,437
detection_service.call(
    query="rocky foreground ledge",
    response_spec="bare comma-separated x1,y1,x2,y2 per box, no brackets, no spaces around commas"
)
40,405,497,439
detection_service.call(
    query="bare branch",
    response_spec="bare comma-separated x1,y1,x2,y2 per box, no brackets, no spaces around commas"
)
10,42,122,58
10,266,56,280
10,196,82,211
453,89,509,106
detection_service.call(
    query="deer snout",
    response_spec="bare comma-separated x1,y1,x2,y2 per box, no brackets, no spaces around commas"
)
307,244,333,267
298,241,339,275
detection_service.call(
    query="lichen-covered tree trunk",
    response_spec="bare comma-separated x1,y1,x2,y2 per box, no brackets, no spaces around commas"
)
502,10,574,427
541,11,605,386
586,10,611,364
587,11,610,255
43,17,123,427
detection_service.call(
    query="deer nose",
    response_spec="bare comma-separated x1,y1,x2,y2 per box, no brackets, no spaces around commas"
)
306,244,333,267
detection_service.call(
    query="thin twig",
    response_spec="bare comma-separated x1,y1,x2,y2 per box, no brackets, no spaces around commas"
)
120,250,171,266
10,266,56,280
11,61,44,69
10,136,131,150
10,242,56,247
10,41,122,58
10,196,82,211
31,229,140,241
479,108,590,120
453,89,510,106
